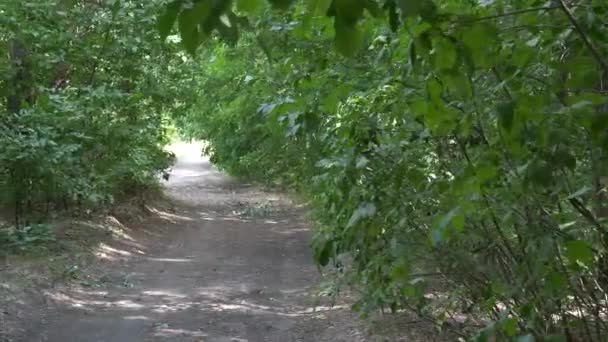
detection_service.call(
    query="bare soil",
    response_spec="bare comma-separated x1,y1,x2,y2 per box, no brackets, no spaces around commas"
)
2,142,444,342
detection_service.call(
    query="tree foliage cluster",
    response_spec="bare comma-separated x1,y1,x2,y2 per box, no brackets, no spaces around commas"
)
166,0,608,340
0,0,188,232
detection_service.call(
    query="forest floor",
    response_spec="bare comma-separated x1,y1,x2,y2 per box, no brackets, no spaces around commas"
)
1,142,446,342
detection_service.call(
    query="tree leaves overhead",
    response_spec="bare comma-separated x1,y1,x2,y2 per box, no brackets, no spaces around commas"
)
158,0,406,56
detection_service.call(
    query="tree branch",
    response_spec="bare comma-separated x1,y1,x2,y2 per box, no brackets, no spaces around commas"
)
558,0,608,74
458,6,560,23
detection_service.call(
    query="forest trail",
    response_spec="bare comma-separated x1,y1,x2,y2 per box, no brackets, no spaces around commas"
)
30,142,370,342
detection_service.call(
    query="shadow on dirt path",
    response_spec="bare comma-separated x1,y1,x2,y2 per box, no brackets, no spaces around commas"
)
29,142,371,342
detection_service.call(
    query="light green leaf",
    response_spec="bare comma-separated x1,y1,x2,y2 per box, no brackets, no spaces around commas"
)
433,38,457,70
511,44,534,67
237,0,263,15
566,240,594,266
503,318,517,337
401,285,416,297
461,23,496,68
567,186,591,199
432,207,464,244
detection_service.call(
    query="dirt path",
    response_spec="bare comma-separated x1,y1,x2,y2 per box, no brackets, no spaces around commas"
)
30,142,371,342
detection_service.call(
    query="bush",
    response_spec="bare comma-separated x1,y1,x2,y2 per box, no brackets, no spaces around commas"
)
0,0,189,228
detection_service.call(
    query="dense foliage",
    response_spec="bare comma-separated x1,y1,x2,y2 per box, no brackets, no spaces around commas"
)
0,0,189,231
165,0,608,340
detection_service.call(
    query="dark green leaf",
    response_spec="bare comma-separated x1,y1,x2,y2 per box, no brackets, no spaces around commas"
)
386,0,400,31
497,101,515,131
314,239,333,266
397,0,436,20
110,0,121,17
267,0,294,10
334,18,364,57
158,1,182,41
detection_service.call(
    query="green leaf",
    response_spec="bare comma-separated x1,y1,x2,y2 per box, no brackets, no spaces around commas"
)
461,23,497,68
309,0,332,16
237,0,263,15
427,79,442,101
390,262,410,281
363,0,382,17
158,1,182,41
462,23,491,50
401,285,416,297
432,207,464,245
433,38,457,70
544,335,567,342
567,186,591,199
448,73,472,98
397,0,436,20
566,240,594,266
547,272,567,292
268,0,294,10
216,12,240,45
347,202,376,228
110,0,121,17
387,0,400,31
527,160,553,187
503,318,517,337
439,207,463,230
334,19,364,57
177,0,214,54
178,12,199,54
497,101,515,131
334,0,364,25
314,239,333,266
475,323,496,342
511,44,534,67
